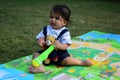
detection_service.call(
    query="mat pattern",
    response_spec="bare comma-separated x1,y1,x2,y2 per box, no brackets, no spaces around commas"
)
0,30,120,80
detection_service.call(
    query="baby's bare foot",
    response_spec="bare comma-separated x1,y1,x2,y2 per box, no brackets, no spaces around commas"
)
28,65,45,73
80,60,92,66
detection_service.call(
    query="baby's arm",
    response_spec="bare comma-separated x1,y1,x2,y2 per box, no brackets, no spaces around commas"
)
38,37,46,48
55,40,69,50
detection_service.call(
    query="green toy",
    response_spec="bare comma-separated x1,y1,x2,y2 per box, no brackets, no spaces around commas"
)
32,36,56,67
32,45,55,67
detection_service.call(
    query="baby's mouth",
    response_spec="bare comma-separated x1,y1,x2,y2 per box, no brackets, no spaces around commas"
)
51,23,55,26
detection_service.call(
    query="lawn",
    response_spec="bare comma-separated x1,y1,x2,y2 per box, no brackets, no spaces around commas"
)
0,0,120,63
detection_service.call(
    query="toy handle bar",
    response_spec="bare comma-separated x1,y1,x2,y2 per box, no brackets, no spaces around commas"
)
32,45,54,67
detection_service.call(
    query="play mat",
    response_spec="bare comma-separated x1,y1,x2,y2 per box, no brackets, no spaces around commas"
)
0,30,120,80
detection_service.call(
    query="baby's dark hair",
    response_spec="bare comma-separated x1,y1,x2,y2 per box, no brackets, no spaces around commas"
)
50,5,71,26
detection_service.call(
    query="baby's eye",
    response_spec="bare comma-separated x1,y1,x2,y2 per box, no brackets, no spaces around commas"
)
50,16,60,20
55,17,60,20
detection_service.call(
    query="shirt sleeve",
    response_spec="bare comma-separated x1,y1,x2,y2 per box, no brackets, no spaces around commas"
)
59,31,71,44
36,30,44,40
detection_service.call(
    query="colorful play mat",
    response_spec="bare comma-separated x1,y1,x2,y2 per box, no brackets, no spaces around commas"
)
0,30,120,80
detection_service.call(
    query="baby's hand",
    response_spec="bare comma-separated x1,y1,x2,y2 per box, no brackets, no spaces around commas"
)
54,40,61,49
38,37,45,47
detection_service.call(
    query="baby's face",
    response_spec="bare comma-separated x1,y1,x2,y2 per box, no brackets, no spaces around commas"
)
49,12,67,30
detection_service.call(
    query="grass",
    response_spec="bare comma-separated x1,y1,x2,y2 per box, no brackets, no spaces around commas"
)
0,0,120,64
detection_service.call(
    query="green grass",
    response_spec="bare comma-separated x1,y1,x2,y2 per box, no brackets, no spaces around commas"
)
0,0,120,63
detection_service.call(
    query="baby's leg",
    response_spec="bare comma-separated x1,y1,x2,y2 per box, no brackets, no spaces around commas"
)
28,52,46,73
61,57,92,66
32,52,40,59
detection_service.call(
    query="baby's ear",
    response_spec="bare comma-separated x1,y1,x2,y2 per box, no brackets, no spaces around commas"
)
63,19,67,26
64,20,68,25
